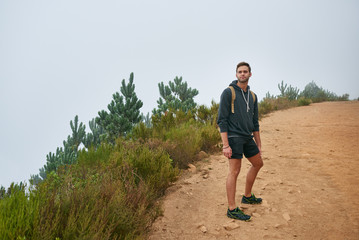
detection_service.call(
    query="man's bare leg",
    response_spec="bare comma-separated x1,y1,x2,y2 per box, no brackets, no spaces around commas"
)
226,158,242,210
244,153,263,197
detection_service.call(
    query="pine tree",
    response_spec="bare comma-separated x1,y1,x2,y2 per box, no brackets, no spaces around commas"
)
36,137,78,180
153,76,199,115
300,81,322,99
83,118,105,149
278,80,288,97
96,73,143,138
69,115,86,150
141,112,152,128
278,80,299,100
34,116,85,181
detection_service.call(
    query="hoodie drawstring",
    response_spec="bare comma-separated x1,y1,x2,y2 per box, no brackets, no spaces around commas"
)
241,89,250,112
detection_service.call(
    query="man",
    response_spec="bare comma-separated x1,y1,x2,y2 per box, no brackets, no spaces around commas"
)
217,62,263,221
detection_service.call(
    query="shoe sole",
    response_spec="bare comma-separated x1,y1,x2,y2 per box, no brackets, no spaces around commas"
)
241,201,262,204
227,213,251,221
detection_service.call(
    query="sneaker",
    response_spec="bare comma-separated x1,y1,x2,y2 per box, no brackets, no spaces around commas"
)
241,193,262,204
227,207,251,221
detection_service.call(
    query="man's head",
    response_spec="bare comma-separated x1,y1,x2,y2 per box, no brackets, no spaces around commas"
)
236,62,251,73
236,62,252,83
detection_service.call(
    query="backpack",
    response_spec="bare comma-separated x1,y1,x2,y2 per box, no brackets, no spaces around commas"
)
228,86,256,113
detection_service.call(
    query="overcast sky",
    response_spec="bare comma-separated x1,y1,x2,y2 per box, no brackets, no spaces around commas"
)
1,0,358,188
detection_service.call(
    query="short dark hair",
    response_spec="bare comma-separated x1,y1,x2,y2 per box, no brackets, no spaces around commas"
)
236,62,251,73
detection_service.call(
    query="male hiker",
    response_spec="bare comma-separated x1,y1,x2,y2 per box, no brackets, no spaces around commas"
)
217,62,263,221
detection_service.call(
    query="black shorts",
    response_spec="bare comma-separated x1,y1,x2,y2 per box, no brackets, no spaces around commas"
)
228,137,259,159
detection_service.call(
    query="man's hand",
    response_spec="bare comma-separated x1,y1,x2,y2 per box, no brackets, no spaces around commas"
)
258,145,262,156
220,132,231,158
253,131,262,157
223,146,232,159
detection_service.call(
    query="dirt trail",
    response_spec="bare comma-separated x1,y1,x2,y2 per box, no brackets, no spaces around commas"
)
148,101,359,240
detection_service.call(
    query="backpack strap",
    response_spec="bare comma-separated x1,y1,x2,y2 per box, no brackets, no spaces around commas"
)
228,86,235,113
250,90,256,103
228,87,256,114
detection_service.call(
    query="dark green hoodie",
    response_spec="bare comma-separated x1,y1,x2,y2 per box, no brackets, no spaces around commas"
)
217,80,259,140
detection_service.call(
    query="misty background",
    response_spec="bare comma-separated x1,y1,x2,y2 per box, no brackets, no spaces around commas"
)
1,0,358,188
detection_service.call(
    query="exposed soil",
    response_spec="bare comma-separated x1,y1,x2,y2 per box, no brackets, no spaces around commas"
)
148,101,359,240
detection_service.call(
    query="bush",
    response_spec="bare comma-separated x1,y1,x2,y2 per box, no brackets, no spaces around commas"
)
298,97,312,106
196,100,219,127
115,140,179,194
300,81,349,102
0,141,178,239
0,183,38,240
277,81,299,100
163,123,202,168
132,105,220,169
258,99,273,117
337,93,349,101
199,123,221,153
151,109,195,139
196,105,211,124
258,97,299,118
144,121,220,169
131,122,153,141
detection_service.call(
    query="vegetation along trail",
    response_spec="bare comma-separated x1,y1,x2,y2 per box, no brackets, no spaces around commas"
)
148,101,359,240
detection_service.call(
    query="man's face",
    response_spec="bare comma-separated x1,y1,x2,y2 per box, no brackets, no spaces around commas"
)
236,66,252,83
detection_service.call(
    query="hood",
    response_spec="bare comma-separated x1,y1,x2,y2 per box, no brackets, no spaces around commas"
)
229,80,251,92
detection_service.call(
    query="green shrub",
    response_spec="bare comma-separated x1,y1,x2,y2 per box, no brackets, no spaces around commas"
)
163,123,202,168
114,140,179,194
76,144,113,167
298,97,312,106
0,140,179,239
199,123,221,153
131,122,153,141
147,107,221,168
151,109,195,139
337,93,349,101
258,99,273,117
258,97,299,118
196,100,219,127
278,81,300,100
300,81,349,102
196,105,211,124
272,97,298,110
0,183,39,240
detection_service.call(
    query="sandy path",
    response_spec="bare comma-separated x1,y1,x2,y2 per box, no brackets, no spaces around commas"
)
148,101,359,240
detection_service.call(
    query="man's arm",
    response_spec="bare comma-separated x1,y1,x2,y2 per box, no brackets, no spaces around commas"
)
217,88,231,133
253,131,261,155
220,132,232,159
252,92,261,154
217,88,232,158
220,132,229,147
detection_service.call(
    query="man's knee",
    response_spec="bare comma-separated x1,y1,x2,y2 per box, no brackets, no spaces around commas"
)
230,168,240,177
228,159,242,177
257,159,264,169
249,154,263,169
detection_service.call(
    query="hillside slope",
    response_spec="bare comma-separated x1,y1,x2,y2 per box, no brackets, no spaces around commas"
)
148,101,359,240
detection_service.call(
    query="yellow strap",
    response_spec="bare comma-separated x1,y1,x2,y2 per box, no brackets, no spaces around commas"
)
228,87,256,114
250,90,256,103
228,86,235,113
